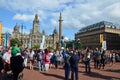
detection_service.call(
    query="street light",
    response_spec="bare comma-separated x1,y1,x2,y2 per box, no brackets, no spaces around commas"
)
21,24,23,46
20,24,25,47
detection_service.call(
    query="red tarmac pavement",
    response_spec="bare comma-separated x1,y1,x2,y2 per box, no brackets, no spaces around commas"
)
23,62,120,80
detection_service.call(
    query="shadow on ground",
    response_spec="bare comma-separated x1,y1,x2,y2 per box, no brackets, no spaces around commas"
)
41,72,64,80
83,71,120,80
105,69,120,73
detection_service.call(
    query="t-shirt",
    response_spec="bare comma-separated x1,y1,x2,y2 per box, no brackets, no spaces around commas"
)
43,53,50,64
11,46,20,56
3,52,11,63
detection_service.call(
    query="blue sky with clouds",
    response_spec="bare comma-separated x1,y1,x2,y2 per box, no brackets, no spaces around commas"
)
0,0,120,40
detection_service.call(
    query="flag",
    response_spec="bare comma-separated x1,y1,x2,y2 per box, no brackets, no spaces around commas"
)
4,32,11,47
40,35,45,49
29,41,32,49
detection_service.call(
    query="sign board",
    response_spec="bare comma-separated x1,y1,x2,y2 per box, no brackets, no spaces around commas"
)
102,41,107,50
100,34,104,43
40,35,45,49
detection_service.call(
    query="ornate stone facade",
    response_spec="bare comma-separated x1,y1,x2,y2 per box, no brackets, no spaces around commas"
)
12,14,59,49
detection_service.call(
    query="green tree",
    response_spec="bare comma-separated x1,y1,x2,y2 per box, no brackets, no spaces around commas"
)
66,40,82,50
10,38,21,47
74,41,82,49
33,45,40,49
66,42,72,49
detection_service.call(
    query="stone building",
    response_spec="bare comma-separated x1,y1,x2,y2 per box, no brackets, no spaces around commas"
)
75,21,120,50
12,13,59,49
0,22,2,46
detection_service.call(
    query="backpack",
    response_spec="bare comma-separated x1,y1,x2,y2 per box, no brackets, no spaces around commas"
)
102,54,107,59
64,54,70,68
45,55,50,61
37,52,43,61
64,54,70,64
96,52,101,60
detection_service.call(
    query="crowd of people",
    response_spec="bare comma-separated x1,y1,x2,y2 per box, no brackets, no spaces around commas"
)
0,44,120,80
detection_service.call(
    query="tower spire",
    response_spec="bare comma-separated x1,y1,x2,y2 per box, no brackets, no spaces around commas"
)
59,12,63,43
33,13,40,33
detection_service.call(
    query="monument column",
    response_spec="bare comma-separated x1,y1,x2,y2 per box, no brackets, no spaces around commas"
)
59,12,63,42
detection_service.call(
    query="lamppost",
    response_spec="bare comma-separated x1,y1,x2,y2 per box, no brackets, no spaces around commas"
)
20,24,26,47
21,24,23,46
29,35,32,49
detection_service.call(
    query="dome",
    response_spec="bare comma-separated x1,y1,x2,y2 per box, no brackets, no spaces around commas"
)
14,23,19,31
53,27,58,35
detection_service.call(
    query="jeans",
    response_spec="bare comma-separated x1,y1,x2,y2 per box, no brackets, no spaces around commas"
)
100,59,105,69
64,64,70,80
38,60,44,71
54,61,60,69
96,59,101,69
85,60,91,73
71,67,78,80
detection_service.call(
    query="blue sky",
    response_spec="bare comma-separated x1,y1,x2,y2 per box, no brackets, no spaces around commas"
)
0,0,120,40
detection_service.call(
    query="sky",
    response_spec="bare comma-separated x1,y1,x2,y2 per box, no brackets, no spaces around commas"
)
0,0,120,40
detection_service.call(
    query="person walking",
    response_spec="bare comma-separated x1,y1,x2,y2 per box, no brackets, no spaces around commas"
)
53,50,60,69
43,49,50,71
69,50,79,80
64,51,71,80
84,49,91,73
23,49,29,68
36,49,44,71
100,50,107,69
2,48,11,79
29,49,35,70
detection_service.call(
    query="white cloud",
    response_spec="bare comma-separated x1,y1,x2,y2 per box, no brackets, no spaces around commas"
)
81,14,91,20
2,27,13,34
1,0,120,39
104,2,120,18
51,19,57,26
13,14,34,21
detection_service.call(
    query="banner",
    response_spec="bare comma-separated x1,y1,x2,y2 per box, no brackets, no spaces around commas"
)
4,32,11,47
100,34,104,43
102,41,107,50
29,40,32,49
40,35,45,49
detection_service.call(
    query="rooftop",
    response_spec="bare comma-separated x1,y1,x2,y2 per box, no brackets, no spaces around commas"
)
79,21,120,32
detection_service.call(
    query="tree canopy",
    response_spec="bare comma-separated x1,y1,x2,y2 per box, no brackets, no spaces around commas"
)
66,40,82,50
10,38,21,47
